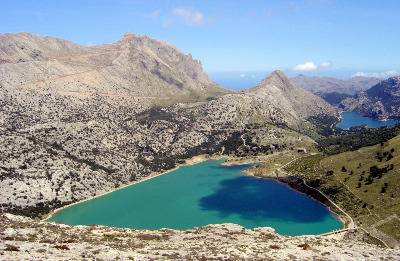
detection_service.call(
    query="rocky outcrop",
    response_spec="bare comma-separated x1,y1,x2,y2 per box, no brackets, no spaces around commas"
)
1,214,399,260
340,76,400,120
291,74,381,95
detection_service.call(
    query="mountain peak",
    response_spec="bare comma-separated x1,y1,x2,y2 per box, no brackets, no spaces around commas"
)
265,70,290,82
124,32,134,37
251,70,292,91
247,70,295,95
245,70,335,120
268,69,285,77
120,32,136,41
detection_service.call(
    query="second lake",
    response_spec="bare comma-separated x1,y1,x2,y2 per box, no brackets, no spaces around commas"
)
48,159,342,235
338,111,399,130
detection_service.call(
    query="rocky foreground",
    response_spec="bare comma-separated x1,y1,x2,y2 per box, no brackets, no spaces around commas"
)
1,214,399,260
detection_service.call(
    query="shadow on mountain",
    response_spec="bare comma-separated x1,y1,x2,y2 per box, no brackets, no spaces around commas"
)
199,176,330,223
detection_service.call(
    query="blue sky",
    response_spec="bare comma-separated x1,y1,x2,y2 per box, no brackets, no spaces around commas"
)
1,0,399,89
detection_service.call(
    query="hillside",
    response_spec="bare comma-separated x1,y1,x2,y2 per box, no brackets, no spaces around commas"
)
317,134,400,244
277,132,400,248
340,76,400,120
291,74,381,95
248,71,335,121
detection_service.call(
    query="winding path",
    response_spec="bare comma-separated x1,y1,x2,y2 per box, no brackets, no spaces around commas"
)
301,179,356,230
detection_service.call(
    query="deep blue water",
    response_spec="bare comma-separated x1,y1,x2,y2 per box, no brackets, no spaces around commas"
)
337,111,399,130
48,159,342,235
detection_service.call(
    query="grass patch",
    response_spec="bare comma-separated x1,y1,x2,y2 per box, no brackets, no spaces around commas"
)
275,132,400,247
251,151,305,177
318,134,400,226
377,218,400,241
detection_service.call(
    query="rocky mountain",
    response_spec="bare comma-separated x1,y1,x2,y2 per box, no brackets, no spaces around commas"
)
2,31,399,259
291,74,381,95
0,32,231,106
248,71,335,121
0,32,336,218
340,76,400,120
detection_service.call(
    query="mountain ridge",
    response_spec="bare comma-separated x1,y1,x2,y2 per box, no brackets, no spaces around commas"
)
0,32,231,105
291,74,381,95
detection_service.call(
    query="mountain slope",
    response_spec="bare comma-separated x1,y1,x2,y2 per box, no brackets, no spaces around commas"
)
248,71,335,121
340,76,400,120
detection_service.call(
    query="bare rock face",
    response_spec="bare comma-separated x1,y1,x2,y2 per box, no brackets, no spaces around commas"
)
0,32,230,101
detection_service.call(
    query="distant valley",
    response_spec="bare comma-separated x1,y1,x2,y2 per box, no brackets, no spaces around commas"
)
292,74,400,121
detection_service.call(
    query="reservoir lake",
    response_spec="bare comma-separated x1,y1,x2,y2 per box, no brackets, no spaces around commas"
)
338,111,399,130
48,159,342,235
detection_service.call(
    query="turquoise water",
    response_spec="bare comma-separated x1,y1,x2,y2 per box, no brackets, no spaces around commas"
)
338,111,399,130
48,159,342,235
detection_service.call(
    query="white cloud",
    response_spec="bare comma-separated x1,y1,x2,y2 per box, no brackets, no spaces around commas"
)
173,8,203,25
172,8,213,26
145,9,161,20
192,12,204,24
239,73,257,79
173,8,189,16
319,61,332,69
293,61,332,71
351,70,399,78
293,62,318,71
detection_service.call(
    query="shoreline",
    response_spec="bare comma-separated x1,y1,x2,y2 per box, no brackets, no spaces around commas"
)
230,155,351,231
257,174,351,231
43,154,212,221
209,153,350,231
44,153,352,236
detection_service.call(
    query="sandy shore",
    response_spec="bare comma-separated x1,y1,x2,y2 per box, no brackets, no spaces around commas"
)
43,154,213,221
